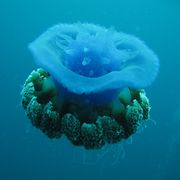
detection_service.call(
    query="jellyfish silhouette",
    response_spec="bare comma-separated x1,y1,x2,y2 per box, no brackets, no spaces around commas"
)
21,23,159,149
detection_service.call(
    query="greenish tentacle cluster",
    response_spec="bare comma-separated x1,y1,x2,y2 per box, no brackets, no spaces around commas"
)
21,68,61,138
21,69,151,149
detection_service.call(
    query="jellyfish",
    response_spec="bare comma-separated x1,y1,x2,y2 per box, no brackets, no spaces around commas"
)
21,23,159,149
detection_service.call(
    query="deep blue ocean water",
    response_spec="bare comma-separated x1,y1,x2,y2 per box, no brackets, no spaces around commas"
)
0,0,180,179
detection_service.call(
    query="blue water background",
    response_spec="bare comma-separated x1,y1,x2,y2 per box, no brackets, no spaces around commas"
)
0,0,180,179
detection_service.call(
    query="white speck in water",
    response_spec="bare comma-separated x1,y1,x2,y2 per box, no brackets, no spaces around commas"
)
82,57,91,66
83,47,89,53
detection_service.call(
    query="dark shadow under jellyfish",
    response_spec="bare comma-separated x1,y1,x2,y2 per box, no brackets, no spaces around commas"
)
21,23,159,150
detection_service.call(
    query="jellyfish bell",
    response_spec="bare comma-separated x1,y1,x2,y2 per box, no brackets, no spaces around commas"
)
21,23,159,150
29,23,159,96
